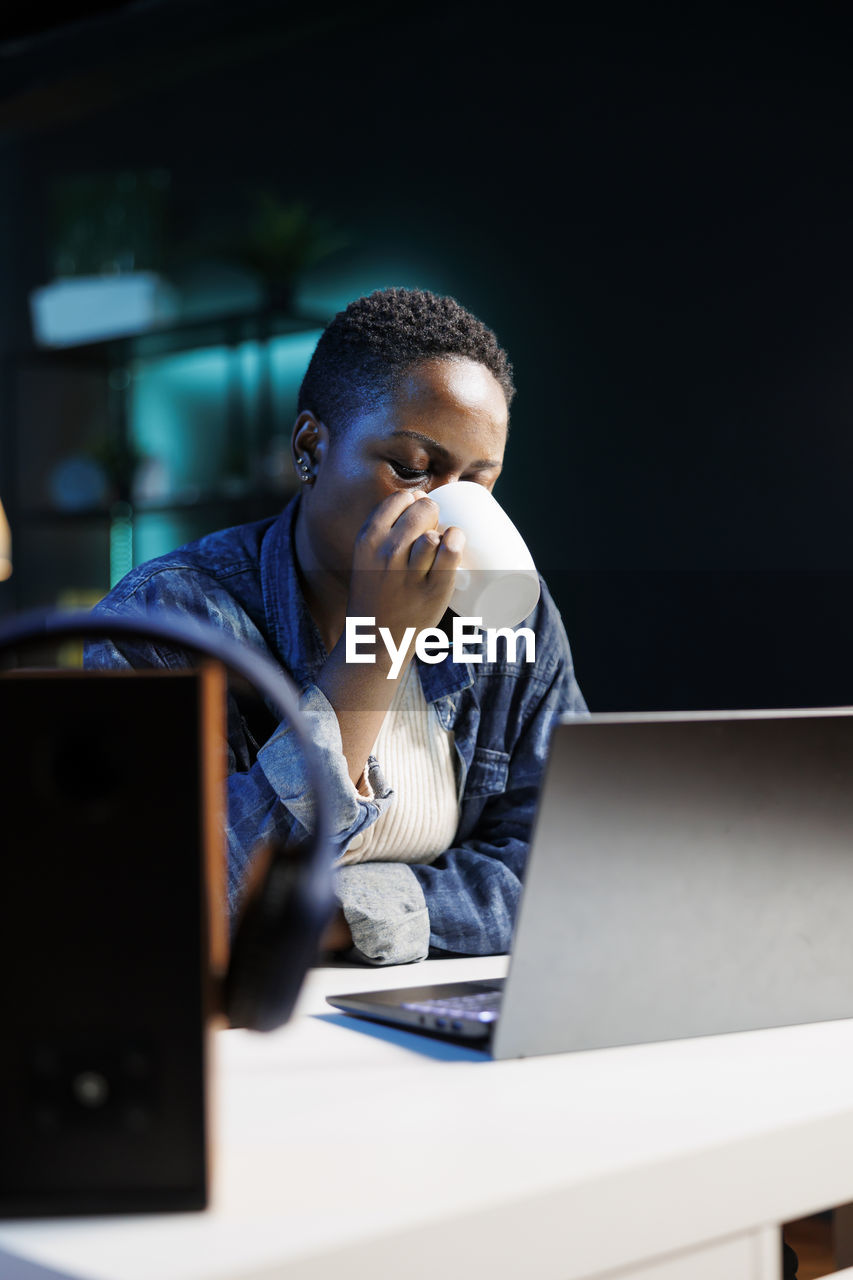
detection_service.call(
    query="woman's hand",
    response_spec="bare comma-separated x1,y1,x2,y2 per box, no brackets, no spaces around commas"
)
315,490,465,789
346,490,465,661
319,907,353,955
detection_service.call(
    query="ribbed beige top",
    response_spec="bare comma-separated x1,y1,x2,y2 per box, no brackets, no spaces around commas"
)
336,661,459,866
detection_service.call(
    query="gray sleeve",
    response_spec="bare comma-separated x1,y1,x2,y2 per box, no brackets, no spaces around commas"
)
335,862,430,965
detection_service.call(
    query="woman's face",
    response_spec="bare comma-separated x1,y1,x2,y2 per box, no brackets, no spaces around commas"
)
294,356,509,582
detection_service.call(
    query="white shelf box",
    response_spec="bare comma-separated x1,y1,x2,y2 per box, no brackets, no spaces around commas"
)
29,273,179,348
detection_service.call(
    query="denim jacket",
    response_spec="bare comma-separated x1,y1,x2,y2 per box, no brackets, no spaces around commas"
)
85,494,587,964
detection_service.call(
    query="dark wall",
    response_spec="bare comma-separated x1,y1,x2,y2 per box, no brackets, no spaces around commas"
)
3,2,853,709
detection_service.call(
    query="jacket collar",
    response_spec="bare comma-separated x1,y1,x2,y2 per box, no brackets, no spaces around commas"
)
260,494,327,690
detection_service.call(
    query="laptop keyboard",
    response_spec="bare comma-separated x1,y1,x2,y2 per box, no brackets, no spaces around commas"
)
401,989,503,1024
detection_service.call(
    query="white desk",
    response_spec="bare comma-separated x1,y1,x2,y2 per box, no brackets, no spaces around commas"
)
2,955,853,1280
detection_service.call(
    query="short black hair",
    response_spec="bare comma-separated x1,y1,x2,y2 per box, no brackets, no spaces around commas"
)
297,287,515,435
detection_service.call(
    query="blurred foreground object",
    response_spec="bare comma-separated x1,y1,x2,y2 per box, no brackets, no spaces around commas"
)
0,607,335,1216
0,496,11,581
0,665,225,1216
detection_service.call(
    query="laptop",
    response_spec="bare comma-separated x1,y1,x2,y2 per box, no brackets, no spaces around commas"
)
327,709,853,1058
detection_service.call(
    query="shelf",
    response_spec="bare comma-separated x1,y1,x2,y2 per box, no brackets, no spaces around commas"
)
4,303,324,611
11,303,330,366
18,491,296,524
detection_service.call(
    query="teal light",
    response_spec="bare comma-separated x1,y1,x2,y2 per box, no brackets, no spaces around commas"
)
127,329,325,565
268,331,324,421
268,331,323,376
236,340,263,422
133,512,188,565
130,335,324,505
131,347,231,504
109,504,134,587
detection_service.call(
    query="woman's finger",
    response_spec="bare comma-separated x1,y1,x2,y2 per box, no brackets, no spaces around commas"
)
429,525,466,572
408,529,441,575
380,496,440,563
357,490,420,547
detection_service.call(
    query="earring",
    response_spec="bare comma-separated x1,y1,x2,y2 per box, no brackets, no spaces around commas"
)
295,455,313,484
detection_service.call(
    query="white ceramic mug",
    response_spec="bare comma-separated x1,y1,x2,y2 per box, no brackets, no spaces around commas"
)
428,481,541,629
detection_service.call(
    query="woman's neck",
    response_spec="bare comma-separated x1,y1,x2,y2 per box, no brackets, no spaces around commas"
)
293,507,349,655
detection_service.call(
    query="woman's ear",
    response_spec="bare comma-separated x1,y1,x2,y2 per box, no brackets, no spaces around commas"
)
291,411,329,486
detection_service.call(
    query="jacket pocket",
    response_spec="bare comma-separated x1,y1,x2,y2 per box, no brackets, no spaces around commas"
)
463,747,510,799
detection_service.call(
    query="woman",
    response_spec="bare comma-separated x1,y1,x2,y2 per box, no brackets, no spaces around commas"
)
86,287,587,963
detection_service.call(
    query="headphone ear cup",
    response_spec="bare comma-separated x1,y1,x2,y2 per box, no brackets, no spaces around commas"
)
224,834,335,1032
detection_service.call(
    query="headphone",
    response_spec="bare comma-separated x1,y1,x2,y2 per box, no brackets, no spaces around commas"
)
0,608,337,1034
